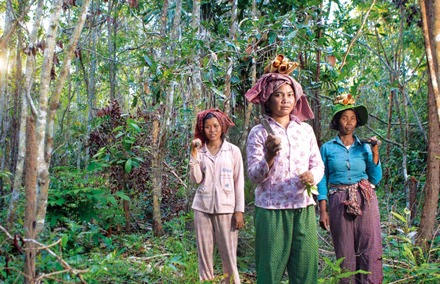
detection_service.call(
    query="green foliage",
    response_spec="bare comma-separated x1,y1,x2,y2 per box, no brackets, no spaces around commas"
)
383,211,440,283
47,166,126,228
91,117,144,174
318,257,370,283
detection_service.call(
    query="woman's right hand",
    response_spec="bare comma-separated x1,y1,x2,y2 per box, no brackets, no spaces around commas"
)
265,134,282,159
190,138,202,159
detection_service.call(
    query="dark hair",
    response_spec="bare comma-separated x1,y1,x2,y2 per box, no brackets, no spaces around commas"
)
330,109,362,131
203,113,225,140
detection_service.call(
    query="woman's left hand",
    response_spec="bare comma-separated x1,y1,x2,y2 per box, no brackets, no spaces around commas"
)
368,136,380,165
233,212,244,230
299,171,314,185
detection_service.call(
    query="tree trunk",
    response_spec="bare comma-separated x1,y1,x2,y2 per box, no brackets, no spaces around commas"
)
418,0,440,249
36,0,91,234
34,0,62,235
0,0,13,201
186,0,203,212
76,57,82,169
85,3,98,172
223,0,237,117
409,176,417,221
420,0,440,123
24,116,37,284
10,7,24,179
239,0,257,155
151,113,163,236
151,0,170,237
383,84,395,196
108,0,116,101
6,0,44,229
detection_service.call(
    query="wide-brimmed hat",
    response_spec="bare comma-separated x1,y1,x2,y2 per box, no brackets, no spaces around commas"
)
331,94,368,126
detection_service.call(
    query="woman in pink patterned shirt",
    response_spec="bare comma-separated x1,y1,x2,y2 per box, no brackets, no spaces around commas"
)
245,64,324,284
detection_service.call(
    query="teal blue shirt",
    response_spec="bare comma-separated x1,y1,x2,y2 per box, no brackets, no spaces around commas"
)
317,135,382,201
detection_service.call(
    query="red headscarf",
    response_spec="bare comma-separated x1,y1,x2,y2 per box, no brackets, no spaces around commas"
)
195,109,235,143
244,73,314,121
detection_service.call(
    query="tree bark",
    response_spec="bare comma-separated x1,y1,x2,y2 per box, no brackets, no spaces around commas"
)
10,0,24,180
35,0,91,234
24,116,37,284
420,0,440,123
223,0,237,117
34,0,62,235
418,0,440,249
0,0,13,200
6,0,44,229
151,0,170,237
108,0,116,101
186,0,203,212
312,5,323,147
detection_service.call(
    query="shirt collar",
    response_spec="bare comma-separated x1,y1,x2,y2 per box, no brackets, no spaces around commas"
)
266,114,301,128
201,140,228,153
332,134,361,147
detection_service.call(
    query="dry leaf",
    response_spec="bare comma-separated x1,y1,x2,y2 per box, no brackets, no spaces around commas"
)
326,55,336,67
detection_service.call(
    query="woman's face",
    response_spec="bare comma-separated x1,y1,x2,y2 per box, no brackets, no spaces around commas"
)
338,110,357,135
267,84,296,118
204,117,222,143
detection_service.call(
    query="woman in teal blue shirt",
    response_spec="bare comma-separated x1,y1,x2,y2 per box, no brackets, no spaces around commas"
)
317,100,383,284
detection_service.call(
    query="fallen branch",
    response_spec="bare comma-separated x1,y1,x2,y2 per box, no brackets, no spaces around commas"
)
0,225,89,283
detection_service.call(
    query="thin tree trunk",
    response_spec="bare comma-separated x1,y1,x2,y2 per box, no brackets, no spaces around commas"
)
398,4,410,224
6,0,44,229
187,0,203,212
383,83,395,196
76,57,82,169
409,176,417,221
239,0,257,155
0,0,13,200
36,0,91,234
108,0,116,101
10,3,24,179
24,116,37,284
223,0,237,117
312,5,323,146
85,4,98,172
34,0,62,235
151,0,170,237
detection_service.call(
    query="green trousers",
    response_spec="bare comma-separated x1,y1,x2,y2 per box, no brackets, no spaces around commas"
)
255,205,319,284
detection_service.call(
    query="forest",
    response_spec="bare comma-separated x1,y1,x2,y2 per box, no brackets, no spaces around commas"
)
0,0,439,283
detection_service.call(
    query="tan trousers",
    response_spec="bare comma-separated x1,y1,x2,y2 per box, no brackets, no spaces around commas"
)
194,210,240,284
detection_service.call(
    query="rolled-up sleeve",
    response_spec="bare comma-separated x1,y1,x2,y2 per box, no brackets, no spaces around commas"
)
366,146,382,185
232,147,245,212
246,127,271,184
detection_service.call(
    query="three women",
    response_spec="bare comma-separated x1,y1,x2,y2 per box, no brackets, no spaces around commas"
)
189,59,383,284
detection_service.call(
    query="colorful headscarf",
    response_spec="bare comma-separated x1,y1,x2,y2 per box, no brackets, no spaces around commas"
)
194,109,235,143
244,73,314,121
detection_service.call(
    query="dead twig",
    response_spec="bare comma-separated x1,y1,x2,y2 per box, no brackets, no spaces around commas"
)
0,225,89,283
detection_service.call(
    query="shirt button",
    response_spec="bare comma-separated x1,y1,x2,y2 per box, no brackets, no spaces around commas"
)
348,178,351,180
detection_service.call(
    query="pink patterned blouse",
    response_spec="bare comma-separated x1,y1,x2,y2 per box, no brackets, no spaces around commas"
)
246,115,324,209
